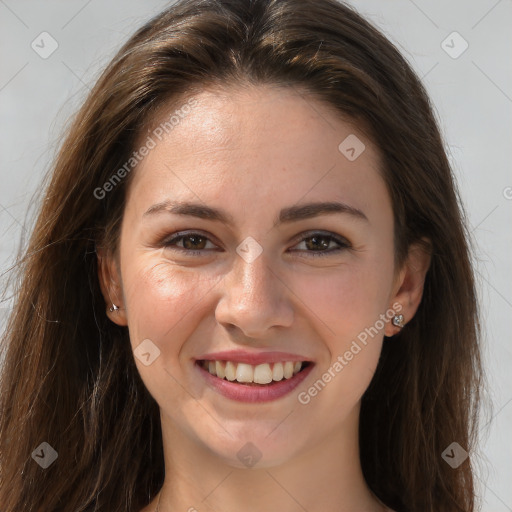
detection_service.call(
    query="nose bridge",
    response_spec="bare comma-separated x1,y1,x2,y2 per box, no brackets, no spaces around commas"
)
231,241,274,305
215,238,293,335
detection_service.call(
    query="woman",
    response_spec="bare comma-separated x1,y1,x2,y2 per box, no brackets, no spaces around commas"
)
0,0,484,511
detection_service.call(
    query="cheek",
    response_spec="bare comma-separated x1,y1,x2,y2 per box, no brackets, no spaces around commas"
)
291,260,392,409
295,261,392,345
122,257,220,355
121,257,223,413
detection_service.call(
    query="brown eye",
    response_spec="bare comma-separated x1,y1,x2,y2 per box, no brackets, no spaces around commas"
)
163,232,217,254
180,234,208,250
292,232,351,257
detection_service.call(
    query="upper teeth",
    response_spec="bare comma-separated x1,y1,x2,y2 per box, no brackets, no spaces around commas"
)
202,360,304,384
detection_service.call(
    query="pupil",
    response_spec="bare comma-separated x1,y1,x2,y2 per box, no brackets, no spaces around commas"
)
307,235,329,251
184,235,205,250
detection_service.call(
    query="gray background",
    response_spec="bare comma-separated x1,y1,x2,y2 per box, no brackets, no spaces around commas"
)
0,1,511,510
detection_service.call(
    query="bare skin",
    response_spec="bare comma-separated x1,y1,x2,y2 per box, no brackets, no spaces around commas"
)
98,84,430,512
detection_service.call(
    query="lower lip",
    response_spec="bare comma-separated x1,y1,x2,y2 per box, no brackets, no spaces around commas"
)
195,361,314,403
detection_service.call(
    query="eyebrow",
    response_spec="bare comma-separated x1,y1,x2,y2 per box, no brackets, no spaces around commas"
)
143,199,368,226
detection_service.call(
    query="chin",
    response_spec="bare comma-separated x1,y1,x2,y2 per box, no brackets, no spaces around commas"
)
196,425,305,470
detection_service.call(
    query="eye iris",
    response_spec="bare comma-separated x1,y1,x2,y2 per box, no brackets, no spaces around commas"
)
183,234,206,250
306,235,330,251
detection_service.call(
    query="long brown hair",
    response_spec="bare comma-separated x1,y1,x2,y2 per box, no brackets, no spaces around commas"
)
0,1,484,510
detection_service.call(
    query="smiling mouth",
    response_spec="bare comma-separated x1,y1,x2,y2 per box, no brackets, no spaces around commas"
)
196,359,312,386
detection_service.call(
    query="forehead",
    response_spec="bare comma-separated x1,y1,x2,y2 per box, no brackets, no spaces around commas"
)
140,84,377,162
127,84,389,222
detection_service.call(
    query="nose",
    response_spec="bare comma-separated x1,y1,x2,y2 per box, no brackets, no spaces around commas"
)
214,247,294,339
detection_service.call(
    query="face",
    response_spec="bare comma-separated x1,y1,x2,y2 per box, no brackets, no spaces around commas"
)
100,84,413,468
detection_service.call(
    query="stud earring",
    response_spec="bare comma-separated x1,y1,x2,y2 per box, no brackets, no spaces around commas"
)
392,314,405,328
109,303,120,312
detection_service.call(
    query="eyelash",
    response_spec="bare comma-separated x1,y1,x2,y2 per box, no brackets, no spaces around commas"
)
161,230,351,258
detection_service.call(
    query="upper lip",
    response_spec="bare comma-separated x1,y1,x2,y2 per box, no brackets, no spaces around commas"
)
195,349,314,365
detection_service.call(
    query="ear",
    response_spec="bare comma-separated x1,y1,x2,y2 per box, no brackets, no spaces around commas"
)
385,238,432,336
97,245,128,327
